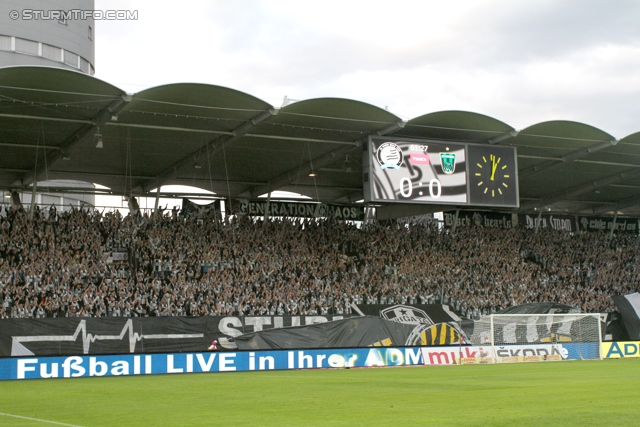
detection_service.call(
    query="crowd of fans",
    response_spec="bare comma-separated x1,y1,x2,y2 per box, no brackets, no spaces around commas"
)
0,203,637,320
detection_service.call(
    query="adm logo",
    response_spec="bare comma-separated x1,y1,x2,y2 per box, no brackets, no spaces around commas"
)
380,305,434,325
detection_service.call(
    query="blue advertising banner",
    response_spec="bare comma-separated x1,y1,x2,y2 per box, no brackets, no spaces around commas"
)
0,342,600,380
0,347,426,380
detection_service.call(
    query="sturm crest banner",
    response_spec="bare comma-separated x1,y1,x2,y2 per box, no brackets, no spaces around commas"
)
0,304,605,357
354,304,461,325
0,305,461,357
234,305,466,350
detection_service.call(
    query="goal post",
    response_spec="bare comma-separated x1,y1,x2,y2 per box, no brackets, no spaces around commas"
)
467,313,602,363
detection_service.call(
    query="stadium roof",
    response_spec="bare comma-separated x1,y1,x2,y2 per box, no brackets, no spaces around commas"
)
2,65,640,218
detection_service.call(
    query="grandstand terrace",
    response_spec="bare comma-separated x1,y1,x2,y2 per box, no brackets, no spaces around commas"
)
0,205,636,320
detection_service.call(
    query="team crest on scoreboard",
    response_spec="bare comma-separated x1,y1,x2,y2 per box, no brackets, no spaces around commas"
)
376,142,404,170
439,152,456,174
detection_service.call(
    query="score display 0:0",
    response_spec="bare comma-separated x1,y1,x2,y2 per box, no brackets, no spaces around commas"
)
399,178,442,198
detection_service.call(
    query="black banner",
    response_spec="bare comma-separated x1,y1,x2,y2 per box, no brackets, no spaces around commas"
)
0,306,462,356
181,199,221,219
231,199,366,221
235,315,464,350
496,302,579,315
354,304,461,324
442,211,516,228
233,305,464,350
612,293,640,340
519,214,577,232
577,216,639,233
235,317,417,350
0,314,349,357
440,211,639,234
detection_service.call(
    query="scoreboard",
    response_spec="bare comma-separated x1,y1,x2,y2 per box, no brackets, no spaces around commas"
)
363,136,519,207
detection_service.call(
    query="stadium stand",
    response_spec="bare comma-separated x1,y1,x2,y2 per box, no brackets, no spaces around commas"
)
0,203,634,320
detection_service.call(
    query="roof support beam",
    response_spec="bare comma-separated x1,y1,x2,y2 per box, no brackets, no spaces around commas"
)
0,113,359,146
248,144,357,198
16,94,132,187
520,167,640,211
108,122,233,137
587,193,640,216
246,133,358,146
332,190,364,203
47,170,156,181
142,108,278,192
487,130,518,145
0,113,89,124
0,143,62,150
376,203,444,220
520,139,618,179
247,121,405,198
375,121,406,137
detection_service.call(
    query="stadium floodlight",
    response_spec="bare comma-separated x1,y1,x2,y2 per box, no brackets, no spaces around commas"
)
10,190,22,209
193,155,202,169
94,127,103,148
343,155,352,172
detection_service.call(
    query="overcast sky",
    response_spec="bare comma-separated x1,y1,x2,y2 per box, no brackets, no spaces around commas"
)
93,0,640,139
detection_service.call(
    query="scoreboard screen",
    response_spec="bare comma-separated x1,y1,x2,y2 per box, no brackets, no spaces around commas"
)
363,136,519,208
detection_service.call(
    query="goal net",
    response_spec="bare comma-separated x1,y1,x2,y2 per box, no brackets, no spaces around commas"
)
468,313,602,363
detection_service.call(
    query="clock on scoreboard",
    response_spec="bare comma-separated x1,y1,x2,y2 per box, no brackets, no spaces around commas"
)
363,136,519,208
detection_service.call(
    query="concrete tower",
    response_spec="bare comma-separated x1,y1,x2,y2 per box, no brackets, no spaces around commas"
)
0,0,97,210
0,0,95,74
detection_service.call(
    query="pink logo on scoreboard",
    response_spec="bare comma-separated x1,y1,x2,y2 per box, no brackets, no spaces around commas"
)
409,154,430,165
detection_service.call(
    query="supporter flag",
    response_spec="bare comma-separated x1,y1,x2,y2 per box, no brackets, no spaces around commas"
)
612,293,640,340
407,323,462,346
380,305,434,325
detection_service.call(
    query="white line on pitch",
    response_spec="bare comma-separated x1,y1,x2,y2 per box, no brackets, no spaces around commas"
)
0,411,85,427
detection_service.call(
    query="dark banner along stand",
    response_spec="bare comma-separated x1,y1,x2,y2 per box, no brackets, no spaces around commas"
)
0,315,348,357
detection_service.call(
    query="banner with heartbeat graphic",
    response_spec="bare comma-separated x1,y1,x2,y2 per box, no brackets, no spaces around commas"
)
0,317,207,357
0,315,351,357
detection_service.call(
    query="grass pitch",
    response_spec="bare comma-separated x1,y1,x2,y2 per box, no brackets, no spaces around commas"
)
0,359,638,426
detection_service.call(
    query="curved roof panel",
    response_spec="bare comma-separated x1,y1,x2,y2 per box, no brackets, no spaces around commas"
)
397,110,514,143
0,67,128,188
2,66,640,216
266,97,401,135
0,65,124,96
126,83,271,120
